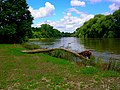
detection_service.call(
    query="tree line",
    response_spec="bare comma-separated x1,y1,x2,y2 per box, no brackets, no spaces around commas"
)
2,0,119,44
75,9,120,38
31,24,74,38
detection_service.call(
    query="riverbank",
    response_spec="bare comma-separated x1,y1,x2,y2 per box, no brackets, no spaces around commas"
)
0,44,120,89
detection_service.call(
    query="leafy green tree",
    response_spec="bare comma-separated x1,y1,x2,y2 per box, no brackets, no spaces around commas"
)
31,24,62,38
0,0,33,43
40,24,53,38
75,9,120,38
113,8,120,37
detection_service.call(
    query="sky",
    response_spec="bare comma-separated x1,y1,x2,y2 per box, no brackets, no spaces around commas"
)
26,0,120,33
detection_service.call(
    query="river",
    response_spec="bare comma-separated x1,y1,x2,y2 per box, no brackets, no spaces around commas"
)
30,37,120,61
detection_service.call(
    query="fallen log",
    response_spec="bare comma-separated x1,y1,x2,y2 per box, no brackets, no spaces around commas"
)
21,48,89,61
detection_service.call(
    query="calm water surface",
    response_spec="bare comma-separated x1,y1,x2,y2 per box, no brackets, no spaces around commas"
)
30,37,120,61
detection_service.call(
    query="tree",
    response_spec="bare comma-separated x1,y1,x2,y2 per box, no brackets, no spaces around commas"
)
31,24,62,38
113,8,120,37
0,0,33,43
75,9,120,38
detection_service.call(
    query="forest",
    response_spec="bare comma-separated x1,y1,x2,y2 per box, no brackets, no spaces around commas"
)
75,9,120,38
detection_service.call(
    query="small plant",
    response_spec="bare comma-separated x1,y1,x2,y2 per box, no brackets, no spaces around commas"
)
96,57,104,70
101,70,119,77
88,55,96,66
80,66,100,75
107,58,120,71
49,50,64,58
22,43,41,50
93,56,120,72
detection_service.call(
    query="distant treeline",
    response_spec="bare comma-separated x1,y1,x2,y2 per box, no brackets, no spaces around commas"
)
31,24,73,38
31,24,62,38
75,9,120,38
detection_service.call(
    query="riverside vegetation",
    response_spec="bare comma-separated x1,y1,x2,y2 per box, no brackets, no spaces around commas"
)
0,44,120,90
75,9,120,38
0,0,120,89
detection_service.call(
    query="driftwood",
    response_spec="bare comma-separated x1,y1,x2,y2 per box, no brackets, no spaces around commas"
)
21,48,89,61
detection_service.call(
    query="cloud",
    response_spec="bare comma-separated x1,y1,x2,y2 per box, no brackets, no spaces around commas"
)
108,0,120,3
67,8,93,17
89,0,101,3
109,3,120,11
67,8,82,14
28,2,55,19
33,12,94,33
103,12,110,15
71,0,85,7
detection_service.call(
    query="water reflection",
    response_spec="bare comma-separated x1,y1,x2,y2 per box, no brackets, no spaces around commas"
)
80,38,120,61
30,37,120,61
31,37,86,52
80,38,120,54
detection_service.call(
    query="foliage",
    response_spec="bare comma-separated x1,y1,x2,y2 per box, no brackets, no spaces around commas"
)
101,70,119,77
49,49,75,61
0,44,120,89
75,9,120,38
47,47,120,72
31,24,62,38
80,66,99,75
0,0,33,43
61,32,73,37
22,43,41,50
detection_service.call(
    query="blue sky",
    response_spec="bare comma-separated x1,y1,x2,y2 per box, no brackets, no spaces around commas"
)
26,0,120,32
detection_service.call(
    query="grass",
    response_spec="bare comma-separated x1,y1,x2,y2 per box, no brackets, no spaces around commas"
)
0,44,120,90
22,43,41,50
80,66,100,75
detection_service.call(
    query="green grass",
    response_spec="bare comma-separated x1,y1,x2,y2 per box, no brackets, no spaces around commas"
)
0,44,120,90
80,66,100,75
22,43,41,50
101,70,119,77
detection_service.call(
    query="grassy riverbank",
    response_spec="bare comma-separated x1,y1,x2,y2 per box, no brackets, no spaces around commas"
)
0,44,120,89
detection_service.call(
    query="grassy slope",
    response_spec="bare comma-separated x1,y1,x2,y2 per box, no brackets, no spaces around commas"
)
0,44,120,90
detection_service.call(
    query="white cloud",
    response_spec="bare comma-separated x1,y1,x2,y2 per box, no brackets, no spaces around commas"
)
33,12,94,33
103,12,110,15
28,2,55,19
108,0,120,11
68,8,82,14
71,0,85,7
108,0,120,3
89,0,101,3
109,3,119,11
